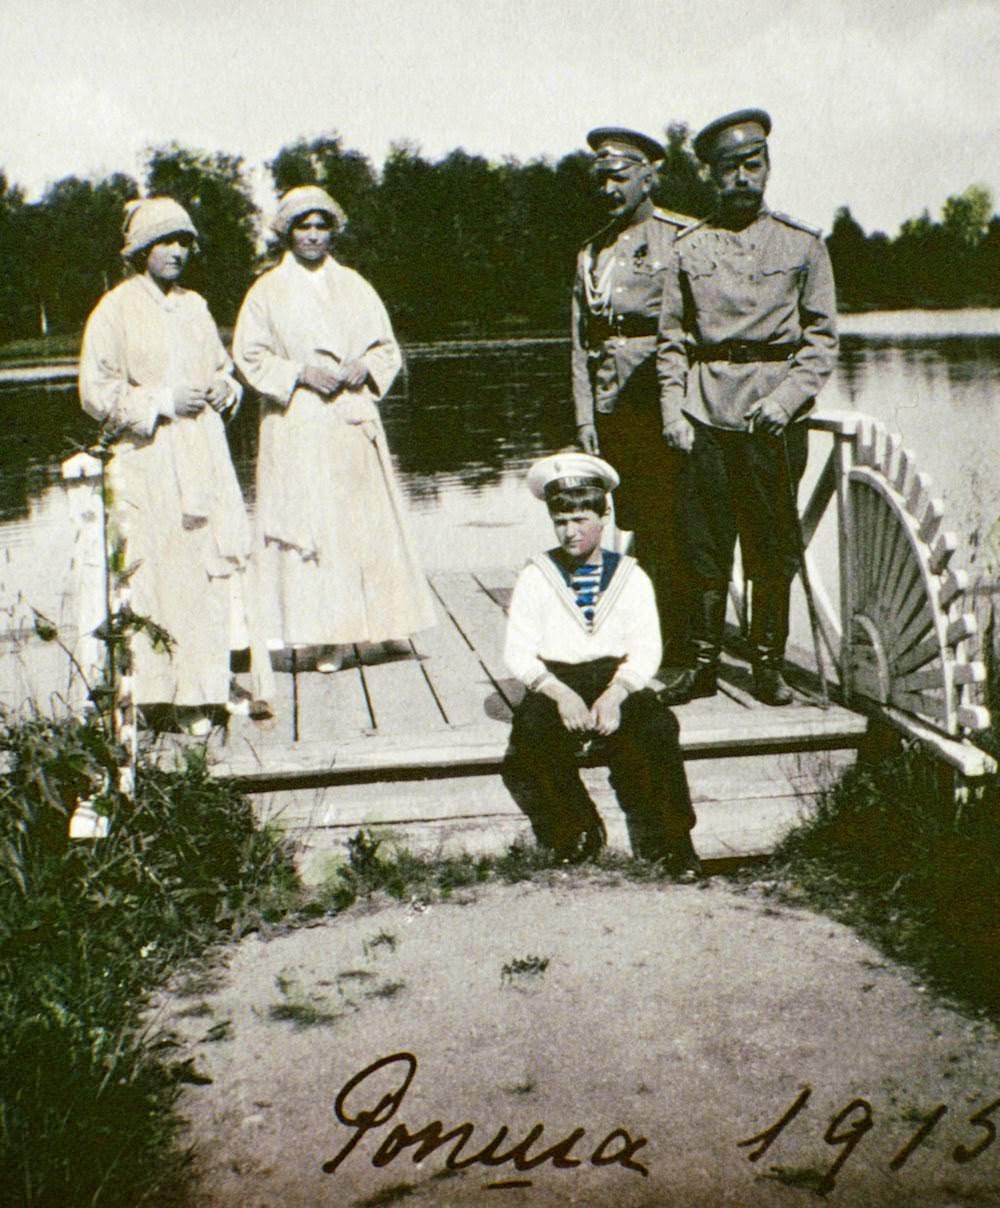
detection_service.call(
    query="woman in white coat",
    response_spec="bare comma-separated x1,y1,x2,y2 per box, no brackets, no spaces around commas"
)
233,185,434,671
79,197,274,732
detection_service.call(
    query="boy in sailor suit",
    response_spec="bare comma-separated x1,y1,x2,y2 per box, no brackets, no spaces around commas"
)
501,453,699,874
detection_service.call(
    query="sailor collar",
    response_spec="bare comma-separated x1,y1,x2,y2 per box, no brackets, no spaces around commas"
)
532,548,635,634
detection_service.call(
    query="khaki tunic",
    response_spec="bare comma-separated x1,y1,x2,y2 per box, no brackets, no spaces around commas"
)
656,207,839,430
571,208,690,427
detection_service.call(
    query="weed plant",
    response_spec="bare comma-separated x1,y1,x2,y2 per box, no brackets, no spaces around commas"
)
0,712,298,1208
770,695,1000,1018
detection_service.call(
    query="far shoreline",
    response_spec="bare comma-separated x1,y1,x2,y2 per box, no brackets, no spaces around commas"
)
2,306,1000,387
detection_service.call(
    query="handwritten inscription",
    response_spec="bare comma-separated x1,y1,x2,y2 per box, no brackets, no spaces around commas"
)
322,1053,997,1194
739,1087,999,1194
322,1052,649,1189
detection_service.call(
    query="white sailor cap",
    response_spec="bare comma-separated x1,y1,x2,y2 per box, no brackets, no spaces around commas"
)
526,452,620,501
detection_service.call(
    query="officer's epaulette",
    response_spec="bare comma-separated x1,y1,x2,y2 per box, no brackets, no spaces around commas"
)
652,206,695,229
770,210,822,238
673,216,710,242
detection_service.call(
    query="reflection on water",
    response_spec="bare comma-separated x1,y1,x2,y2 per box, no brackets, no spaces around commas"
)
2,316,999,619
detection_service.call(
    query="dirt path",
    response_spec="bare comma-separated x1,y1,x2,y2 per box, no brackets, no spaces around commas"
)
156,872,999,1207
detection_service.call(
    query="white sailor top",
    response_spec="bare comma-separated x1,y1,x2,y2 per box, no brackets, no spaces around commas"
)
503,549,661,694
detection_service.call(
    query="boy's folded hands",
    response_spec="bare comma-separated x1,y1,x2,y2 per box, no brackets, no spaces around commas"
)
542,680,627,736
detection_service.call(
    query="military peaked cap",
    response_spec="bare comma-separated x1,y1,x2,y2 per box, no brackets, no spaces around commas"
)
693,108,772,163
586,127,665,166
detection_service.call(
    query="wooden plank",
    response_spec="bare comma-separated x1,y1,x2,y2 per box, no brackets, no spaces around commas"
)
358,641,446,735
431,571,521,710
223,670,296,753
253,753,853,832
869,702,996,776
295,661,373,743
0,639,79,718
276,787,834,875
474,567,517,612
800,449,836,548
869,492,895,594
411,594,510,726
209,707,868,788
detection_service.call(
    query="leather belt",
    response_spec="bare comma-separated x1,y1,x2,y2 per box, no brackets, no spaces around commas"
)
690,340,801,364
590,315,659,341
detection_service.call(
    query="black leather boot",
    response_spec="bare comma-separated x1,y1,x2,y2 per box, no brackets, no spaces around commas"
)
750,578,794,706
659,586,727,704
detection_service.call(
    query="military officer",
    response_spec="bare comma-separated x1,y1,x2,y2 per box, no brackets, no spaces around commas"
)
572,127,693,660
656,109,838,705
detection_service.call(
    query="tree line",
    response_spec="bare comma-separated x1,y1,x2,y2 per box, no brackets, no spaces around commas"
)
0,127,997,346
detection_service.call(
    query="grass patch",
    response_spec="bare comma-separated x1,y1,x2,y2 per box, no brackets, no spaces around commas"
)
267,1001,342,1030
0,331,81,364
762,724,1000,1019
0,712,299,1207
501,955,550,984
365,979,406,1000
354,1183,418,1207
759,1164,829,1193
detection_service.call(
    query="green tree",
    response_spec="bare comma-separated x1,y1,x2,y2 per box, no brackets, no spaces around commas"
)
28,173,138,336
144,144,258,325
0,170,36,341
942,184,993,246
267,133,379,272
657,122,716,219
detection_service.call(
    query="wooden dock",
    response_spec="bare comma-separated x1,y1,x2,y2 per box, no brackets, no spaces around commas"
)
203,567,865,877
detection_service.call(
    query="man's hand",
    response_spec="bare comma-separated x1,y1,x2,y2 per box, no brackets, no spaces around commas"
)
338,358,369,390
746,395,791,436
299,363,343,396
542,682,592,733
172,385,207,416
662,416,694,452
591,682,628,736
577,423,600,455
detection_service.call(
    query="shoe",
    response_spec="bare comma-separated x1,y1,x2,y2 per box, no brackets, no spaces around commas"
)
227,679,253,716
752,666,794,706
659,662,718,705
750,578,794,706
655,835,703,881
552,817,607,864
176,707,212,737
658,585,727,704
316,644,347,673
382,638,412,658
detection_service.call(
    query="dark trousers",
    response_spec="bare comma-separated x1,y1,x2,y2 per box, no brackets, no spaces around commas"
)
595,359,690,654
680,419,808,588
501,658,695,860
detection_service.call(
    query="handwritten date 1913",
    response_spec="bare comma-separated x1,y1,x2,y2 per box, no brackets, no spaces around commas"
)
322,1052,648,1188
739,1086,999,1195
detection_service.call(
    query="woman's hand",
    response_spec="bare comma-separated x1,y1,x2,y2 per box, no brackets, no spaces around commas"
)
172,385,207,416
206,378,237,415
299,363,343,396
338,358,369,391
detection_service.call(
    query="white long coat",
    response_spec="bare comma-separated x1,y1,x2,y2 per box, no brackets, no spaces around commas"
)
233,253,435,646
79,275,274,706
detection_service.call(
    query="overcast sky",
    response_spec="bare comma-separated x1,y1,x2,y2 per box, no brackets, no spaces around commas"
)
2,0,997,235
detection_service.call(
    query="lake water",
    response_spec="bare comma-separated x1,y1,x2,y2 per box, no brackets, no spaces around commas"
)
2,311,998,639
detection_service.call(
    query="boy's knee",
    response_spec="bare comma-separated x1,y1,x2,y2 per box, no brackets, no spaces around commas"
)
621,691,679,739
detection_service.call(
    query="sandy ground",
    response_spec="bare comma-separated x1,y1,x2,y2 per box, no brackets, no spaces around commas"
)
156,872,999,1208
